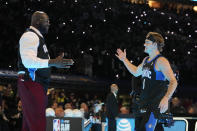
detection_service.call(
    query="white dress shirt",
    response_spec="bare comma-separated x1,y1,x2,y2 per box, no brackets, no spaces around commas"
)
113,92,117,98
19,26,49,69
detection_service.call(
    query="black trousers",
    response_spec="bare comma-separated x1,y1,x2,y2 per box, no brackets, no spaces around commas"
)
135,112,151,131
108,118,116,131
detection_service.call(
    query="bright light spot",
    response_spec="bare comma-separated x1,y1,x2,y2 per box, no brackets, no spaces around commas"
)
193,6,197,12
127,27,131,32
81,51,84,54
188,51,191,55
173,49,176,52
116,74,119,78
89,48,92,51
161,12,165,15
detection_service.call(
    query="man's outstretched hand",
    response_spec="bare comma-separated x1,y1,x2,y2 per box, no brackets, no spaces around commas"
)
115,48,126,62
48,53,74,68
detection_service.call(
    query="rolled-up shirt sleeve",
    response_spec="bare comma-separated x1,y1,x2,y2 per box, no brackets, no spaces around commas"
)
19,32,49,68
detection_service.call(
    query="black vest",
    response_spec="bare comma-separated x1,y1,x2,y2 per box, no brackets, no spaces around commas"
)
18,28,51,91
139,55,169,110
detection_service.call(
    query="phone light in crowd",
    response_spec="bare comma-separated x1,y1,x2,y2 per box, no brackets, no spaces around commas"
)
81,51,84,54
89,48,92,51
116,74,119,78
127,27,131,32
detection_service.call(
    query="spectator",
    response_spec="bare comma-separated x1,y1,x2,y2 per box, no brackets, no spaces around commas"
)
120,106,130,114
170,97,186,114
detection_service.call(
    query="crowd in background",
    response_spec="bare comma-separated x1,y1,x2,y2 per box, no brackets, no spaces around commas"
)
0,83,197,131
0,0,196,84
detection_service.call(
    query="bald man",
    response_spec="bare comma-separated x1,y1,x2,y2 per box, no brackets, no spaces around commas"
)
17,11,74,131
106,84,119,131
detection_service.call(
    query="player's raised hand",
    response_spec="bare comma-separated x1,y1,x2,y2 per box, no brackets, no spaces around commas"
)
115,48,126,62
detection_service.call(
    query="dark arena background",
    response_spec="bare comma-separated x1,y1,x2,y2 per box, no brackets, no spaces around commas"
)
0,0,197,131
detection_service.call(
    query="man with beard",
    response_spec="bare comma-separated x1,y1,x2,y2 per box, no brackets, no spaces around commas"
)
18,11,74,131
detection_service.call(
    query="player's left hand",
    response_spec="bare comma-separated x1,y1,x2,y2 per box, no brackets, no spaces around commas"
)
158,96,169,113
